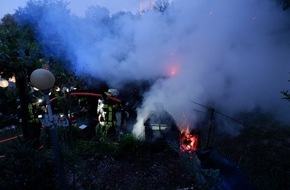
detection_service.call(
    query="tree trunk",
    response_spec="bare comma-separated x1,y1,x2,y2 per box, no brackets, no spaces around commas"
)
15,72,29,139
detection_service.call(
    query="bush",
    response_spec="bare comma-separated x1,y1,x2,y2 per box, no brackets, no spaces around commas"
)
0,140,56,189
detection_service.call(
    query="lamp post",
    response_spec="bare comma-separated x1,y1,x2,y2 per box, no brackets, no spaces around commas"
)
30,69,67,189
30,69,55,121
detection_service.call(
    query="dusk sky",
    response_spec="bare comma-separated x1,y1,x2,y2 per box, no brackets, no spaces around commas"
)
0,0,150,18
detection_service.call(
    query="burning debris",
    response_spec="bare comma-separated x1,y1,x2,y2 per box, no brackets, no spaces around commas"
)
180,128,198,153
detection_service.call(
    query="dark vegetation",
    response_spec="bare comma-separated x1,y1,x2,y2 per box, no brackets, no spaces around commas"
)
0,110,290,190
214,112,290,190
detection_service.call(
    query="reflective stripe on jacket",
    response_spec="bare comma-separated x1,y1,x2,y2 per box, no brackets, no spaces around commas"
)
101,103,116,127
28,104,40,123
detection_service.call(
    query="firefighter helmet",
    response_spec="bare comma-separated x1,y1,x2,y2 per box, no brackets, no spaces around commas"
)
105,89,119,97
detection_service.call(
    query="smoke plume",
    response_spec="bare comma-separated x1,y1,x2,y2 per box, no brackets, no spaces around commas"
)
18,0,290,137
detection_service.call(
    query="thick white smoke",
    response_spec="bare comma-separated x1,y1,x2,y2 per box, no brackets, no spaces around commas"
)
19,0,290,137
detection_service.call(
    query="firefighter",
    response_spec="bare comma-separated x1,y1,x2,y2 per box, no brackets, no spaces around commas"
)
96,89,121,138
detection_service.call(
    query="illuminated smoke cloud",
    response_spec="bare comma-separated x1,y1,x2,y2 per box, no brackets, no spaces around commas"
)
18,0,290,137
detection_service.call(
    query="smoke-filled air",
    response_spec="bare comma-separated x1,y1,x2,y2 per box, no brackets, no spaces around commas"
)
17,0,290,137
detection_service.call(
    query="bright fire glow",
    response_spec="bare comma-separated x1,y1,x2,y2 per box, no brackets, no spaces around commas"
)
165,63,180,77
168,65,179,76
164,51,181,77
180,126,198,153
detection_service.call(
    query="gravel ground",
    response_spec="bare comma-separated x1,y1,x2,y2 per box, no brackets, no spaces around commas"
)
66,151,204,190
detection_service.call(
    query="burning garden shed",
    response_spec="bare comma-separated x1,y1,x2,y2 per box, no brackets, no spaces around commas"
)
143,108,180,148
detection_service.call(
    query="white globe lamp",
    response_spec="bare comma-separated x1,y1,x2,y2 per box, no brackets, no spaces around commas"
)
0,79,9,88
30,69,55,90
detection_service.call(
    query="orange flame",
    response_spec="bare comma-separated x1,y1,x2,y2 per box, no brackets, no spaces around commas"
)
180,125,198,153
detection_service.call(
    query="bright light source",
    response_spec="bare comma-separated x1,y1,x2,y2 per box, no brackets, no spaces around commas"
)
33,87,39,91
8,76,16,83
0,79,9,88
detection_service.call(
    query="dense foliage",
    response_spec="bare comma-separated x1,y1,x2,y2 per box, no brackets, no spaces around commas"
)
0,113,289,189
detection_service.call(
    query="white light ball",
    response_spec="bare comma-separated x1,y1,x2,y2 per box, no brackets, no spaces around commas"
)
0,79,9,88
30,69,55,90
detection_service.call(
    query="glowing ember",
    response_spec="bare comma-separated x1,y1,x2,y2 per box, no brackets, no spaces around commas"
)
180,127,198,153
